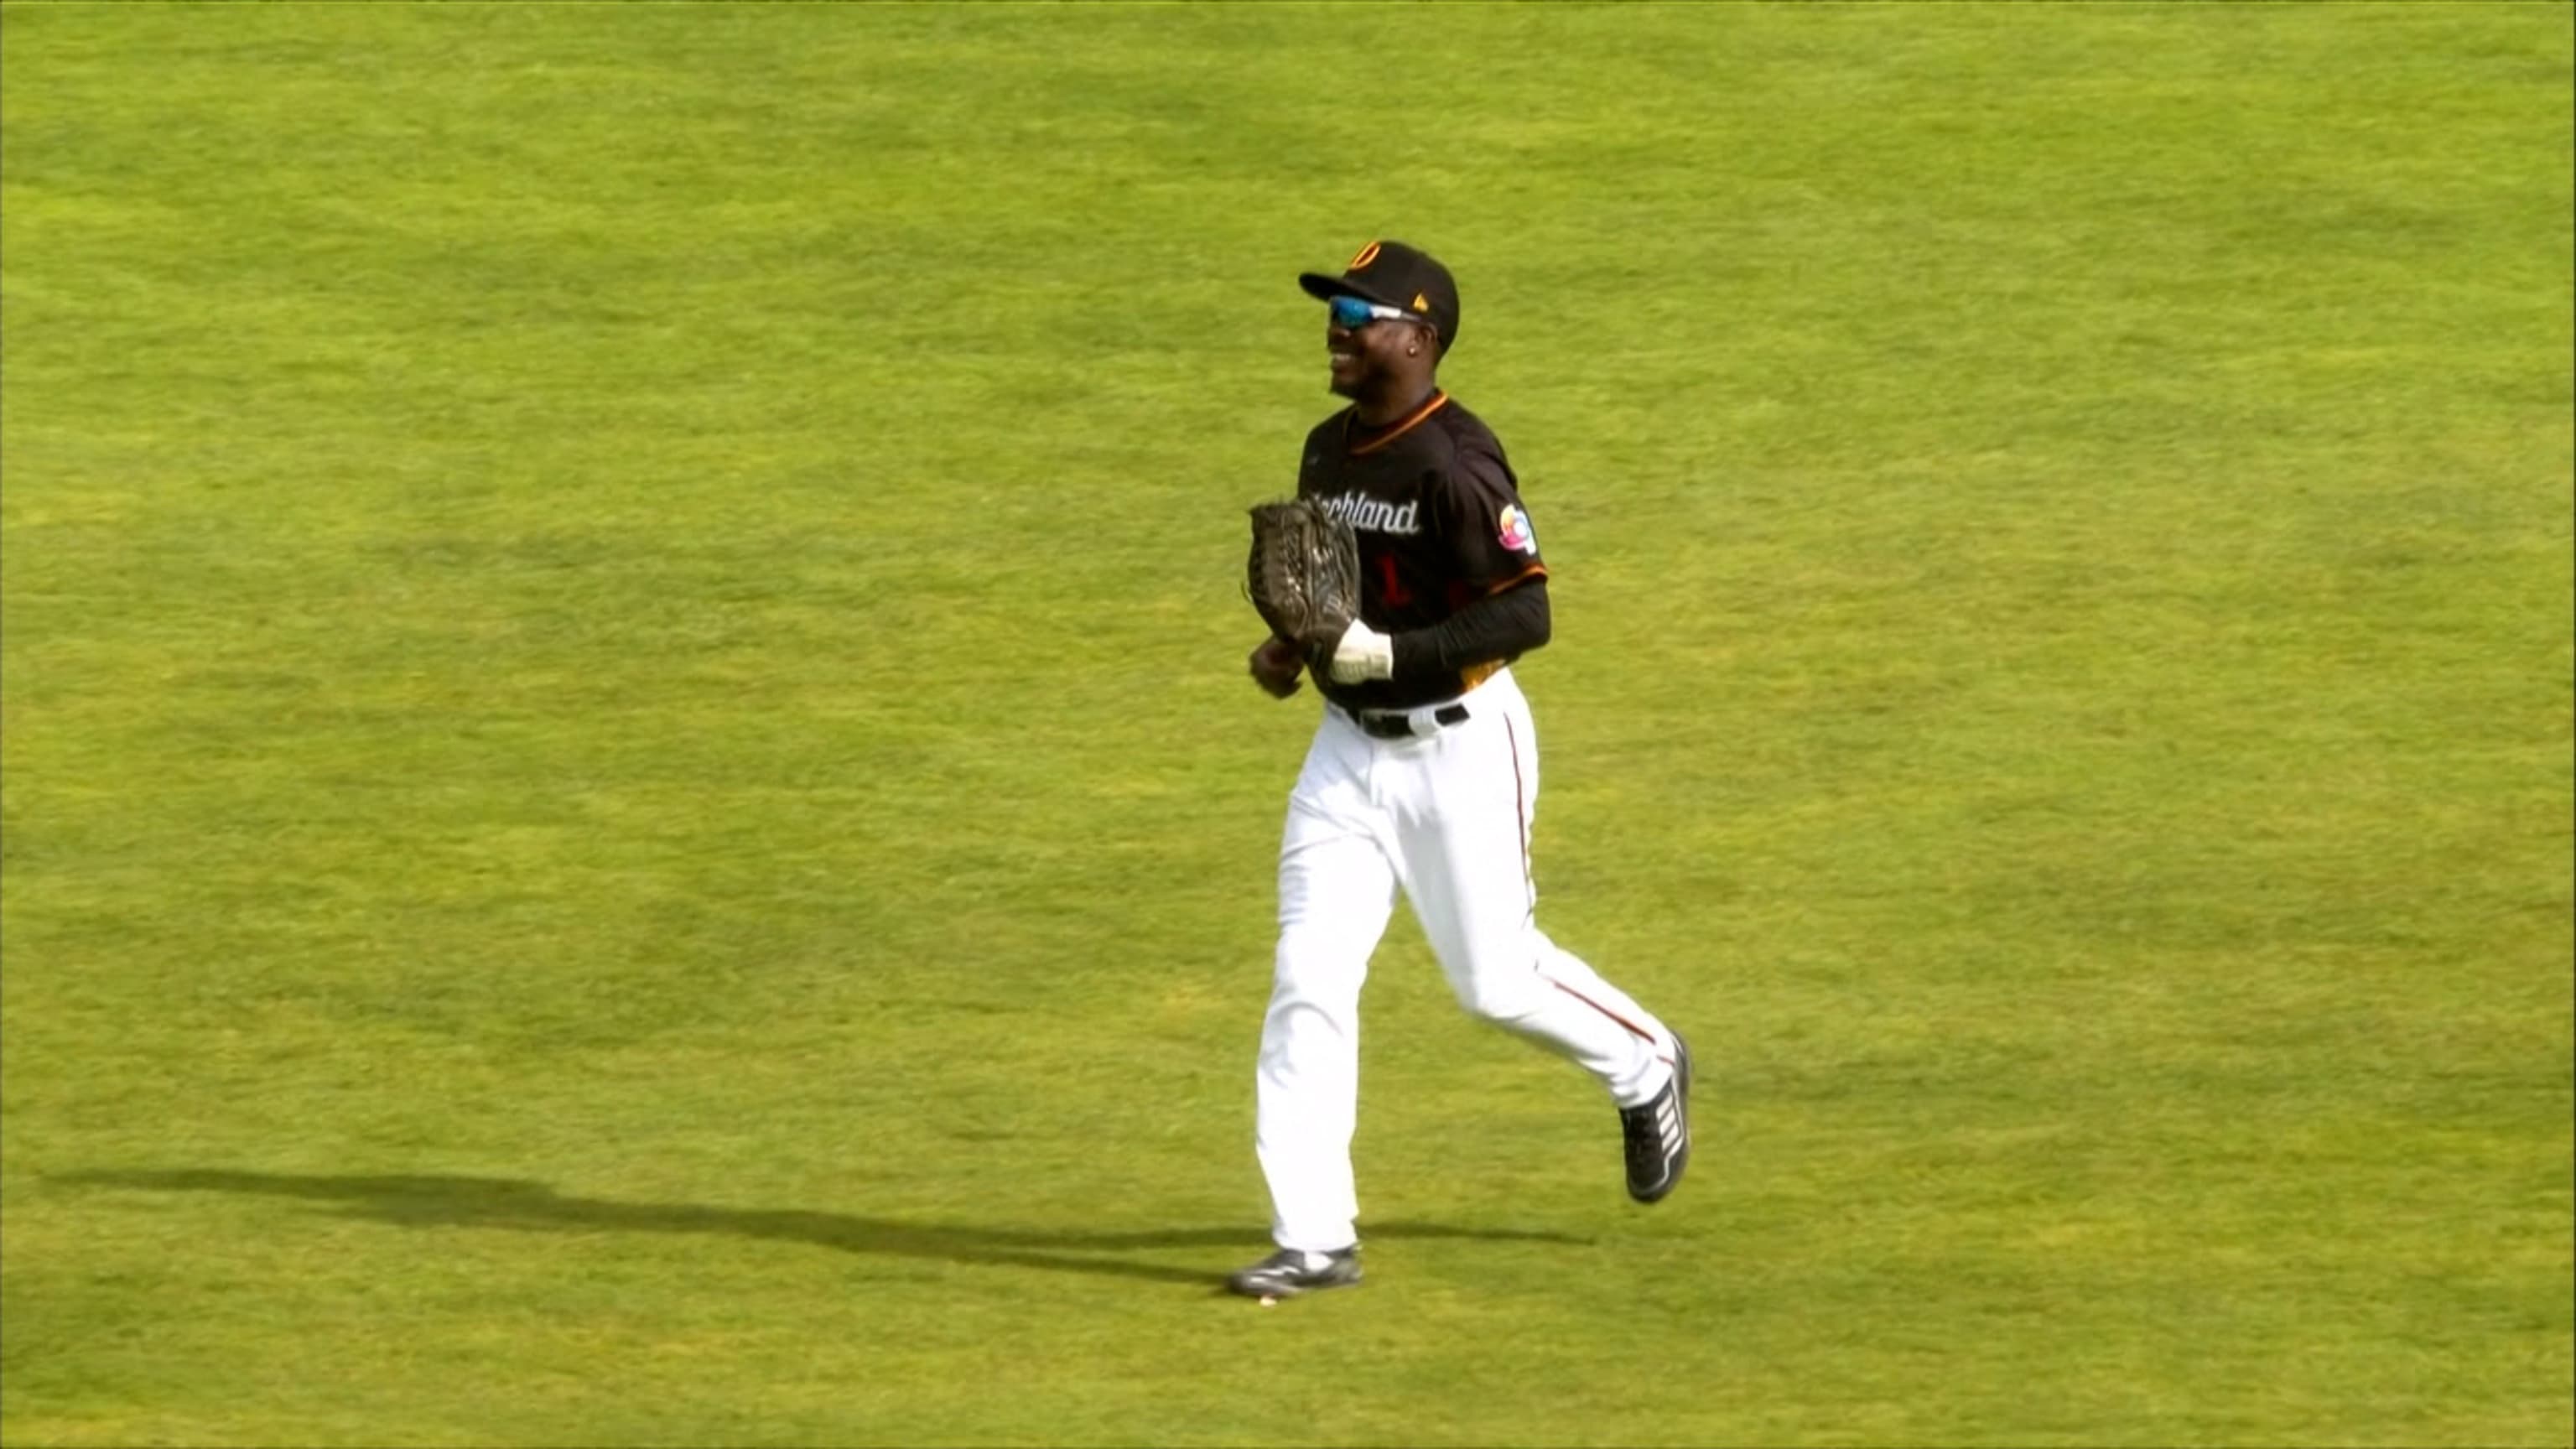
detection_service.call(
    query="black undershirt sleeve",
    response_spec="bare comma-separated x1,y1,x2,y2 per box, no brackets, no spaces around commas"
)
1389,578,1550,686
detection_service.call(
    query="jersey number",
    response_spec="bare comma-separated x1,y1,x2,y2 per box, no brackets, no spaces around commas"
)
1374,553,1415,608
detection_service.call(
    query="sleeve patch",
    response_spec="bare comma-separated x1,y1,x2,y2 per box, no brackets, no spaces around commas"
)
1497,505,1537,555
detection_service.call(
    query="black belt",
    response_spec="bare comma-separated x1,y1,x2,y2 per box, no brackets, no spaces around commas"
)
1349,703,1472,740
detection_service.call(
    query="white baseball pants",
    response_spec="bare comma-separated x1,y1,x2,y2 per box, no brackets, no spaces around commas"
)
1254,667,1680,1254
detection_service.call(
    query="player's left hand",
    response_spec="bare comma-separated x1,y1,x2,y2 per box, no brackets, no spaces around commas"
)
1326,621,1395,685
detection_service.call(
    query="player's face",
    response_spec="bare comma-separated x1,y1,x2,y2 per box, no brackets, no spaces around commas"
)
1326,309,1431,398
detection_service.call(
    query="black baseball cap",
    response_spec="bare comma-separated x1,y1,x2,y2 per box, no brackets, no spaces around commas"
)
1298,240,1461,354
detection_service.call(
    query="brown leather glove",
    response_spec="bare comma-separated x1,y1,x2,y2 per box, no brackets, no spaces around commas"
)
1246,498,1359,668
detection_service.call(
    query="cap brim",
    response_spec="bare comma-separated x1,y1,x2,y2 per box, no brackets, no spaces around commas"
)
1298,271,1404,309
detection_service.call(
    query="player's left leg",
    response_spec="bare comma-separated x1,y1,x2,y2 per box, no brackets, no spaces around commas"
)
1530,931,1682,1076
1389,673,1672,1098
1389,670,1691,1200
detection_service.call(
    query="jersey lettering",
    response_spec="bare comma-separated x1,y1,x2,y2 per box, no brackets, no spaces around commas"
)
1318,491,1421,536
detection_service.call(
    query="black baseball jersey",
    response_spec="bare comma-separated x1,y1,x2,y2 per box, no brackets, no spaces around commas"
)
1297,391,1549,712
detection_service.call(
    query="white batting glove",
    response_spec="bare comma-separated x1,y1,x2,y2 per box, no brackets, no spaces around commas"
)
1327,621,1395,684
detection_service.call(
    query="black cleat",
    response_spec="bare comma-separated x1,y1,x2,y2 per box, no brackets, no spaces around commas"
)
1621,1035,1692,1203
1226,1246,1362,1299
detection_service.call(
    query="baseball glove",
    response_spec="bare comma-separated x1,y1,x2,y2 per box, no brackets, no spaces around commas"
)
1246,498,1360,662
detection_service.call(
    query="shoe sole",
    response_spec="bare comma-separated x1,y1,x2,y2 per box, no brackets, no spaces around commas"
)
1225,1270,1361,1301
1224,1256,1362,1299
1675,1035,1694,1126
1632,1035,1694,1205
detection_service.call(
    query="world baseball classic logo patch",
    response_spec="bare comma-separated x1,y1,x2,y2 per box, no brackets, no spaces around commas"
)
1497,505,1537,554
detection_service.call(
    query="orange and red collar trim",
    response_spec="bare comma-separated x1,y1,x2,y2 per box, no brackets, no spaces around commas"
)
1347,391,1450,456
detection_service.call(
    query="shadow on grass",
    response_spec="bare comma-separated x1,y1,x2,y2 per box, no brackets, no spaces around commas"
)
56,1169,1593,1289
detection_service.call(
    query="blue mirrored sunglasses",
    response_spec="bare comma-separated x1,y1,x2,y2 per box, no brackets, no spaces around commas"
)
1328,294,1420,330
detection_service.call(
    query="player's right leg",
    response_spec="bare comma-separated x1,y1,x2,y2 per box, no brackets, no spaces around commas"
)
1249,714,1397,1282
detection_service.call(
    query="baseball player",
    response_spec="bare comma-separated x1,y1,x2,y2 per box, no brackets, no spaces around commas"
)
1230,241,1691,1301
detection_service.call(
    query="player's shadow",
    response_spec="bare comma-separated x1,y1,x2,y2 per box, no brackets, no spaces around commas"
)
55,1169,1592,1288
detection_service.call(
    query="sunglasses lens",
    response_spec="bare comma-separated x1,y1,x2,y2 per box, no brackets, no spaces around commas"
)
1329,296,1374,329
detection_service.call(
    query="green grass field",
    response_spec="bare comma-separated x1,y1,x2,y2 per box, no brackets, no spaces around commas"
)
4,3,2570,1445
